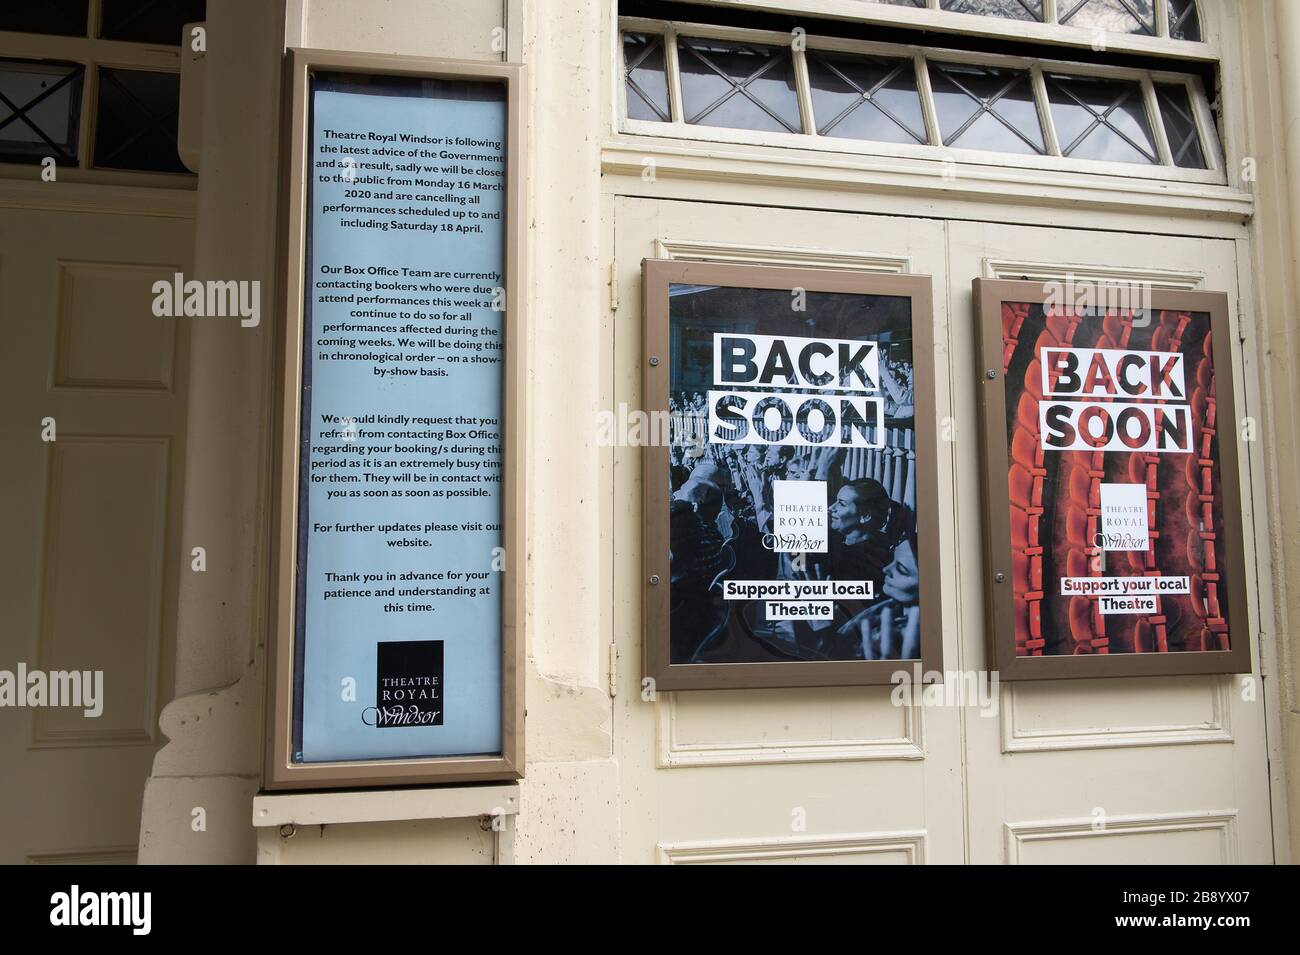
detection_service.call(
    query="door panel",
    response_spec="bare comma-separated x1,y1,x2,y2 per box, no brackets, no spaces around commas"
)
0,206,191,864
611,202,1273,864
612,197,965,864
948,220,1272,864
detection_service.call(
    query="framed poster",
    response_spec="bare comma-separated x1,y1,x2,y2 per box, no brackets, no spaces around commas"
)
265,50,525,790
974,279,1252,680
643,261,943,691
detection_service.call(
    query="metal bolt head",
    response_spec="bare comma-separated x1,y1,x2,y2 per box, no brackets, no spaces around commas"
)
649,574,660,585
994,572,1006,584
648,356,661,367
986,369,998,380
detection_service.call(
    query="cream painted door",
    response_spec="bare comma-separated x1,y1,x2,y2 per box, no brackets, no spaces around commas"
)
948,220,1274,864
612,196,965,864
612,199,1275,864
0,204,191,864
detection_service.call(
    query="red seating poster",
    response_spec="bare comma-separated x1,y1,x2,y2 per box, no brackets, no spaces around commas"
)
976,280,1251,679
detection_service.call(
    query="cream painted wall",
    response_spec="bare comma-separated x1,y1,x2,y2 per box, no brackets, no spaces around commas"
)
259,820,494,864
1239,0,1300,862
294,0,622,862
139,0,284,865
301,0,504,59
139,0,1295,864
142,0,623,864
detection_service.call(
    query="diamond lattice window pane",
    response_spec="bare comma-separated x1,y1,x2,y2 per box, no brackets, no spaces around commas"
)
1058,0,1155,37
0,59,83,164
930,62,1045,155
624,33,670,122
94,68,186,172
1046,73,1157,164
100,0,206,45
940,0,1045,22
808,52,926,144
0,1,89,37
1167,0,1202,41
678,37,801,134
1157,83,1206,168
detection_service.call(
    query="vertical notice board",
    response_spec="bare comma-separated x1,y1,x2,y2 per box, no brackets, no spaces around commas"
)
267,51,525,790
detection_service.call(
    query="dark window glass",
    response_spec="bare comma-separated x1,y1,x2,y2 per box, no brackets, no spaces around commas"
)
807,52,926,144
93,68,186,172
1058,0,1155,37
1046,73,1157,164
1157,83,1206,168
0,1,89,37
1167,0,1201,41
0,59,83,164
624,33,670,122
100,0,206,45
678,37,801,134
940,0,1045,22
929,62,1045,155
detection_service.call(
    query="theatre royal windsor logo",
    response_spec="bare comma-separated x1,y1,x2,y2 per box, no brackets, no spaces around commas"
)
363,640,445,729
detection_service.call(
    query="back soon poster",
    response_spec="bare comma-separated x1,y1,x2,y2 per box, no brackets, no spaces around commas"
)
976,279,1252,680
643,262,942,691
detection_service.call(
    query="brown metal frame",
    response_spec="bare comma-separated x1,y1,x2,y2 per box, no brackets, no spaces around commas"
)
642,260,943,690
264,49,526,790
973,278,1253,680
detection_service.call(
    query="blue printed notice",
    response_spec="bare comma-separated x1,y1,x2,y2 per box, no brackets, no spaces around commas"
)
293,74,506,762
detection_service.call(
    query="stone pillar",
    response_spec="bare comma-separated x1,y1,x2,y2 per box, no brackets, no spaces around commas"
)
138,0,285,864
1241,0,1300,862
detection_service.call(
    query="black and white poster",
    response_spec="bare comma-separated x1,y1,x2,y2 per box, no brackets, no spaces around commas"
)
665,280,926,667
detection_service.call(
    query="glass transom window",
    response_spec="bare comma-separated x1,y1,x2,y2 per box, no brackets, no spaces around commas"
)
619,19,1221,180
678,37,801,133
0,0,203,176
806,51,927,144
833,0,1202,41
1045,73,1158,163
930,62,1045,156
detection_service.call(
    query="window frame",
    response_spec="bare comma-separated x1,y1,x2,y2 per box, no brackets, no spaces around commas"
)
618,16,1224,186
658,0,1217,61
0,0,191,185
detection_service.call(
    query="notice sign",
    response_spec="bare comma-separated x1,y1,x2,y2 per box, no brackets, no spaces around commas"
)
292,71,507,763
981,282,1245,668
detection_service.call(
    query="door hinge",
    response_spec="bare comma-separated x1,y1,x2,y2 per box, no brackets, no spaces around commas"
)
609,261,619,311
608,643,618,697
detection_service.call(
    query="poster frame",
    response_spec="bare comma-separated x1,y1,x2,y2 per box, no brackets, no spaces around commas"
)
642,259,944,691
973,278,1253,681
264,48,526,790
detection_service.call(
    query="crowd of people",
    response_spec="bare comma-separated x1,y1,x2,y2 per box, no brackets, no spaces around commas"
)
668,422,921,664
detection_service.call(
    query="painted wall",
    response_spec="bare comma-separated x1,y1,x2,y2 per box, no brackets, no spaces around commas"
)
139,0,1296,864
140,0,623,864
